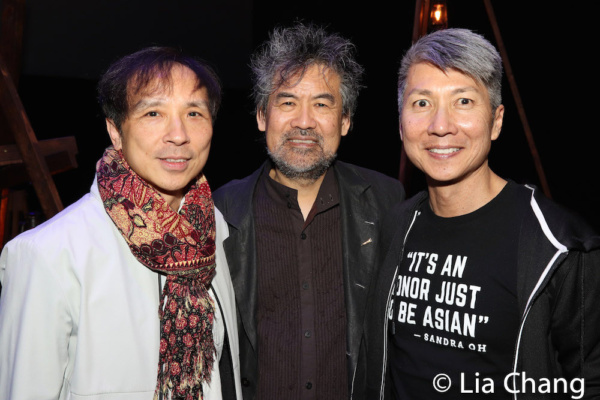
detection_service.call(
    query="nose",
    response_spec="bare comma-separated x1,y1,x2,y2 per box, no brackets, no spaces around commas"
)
427,106,457,136
164,116,190,145
291,104,317,130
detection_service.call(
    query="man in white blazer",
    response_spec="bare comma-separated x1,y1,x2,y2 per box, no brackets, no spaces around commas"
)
0,47,242,400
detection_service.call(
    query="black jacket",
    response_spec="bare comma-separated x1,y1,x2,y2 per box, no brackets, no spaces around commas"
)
358,184,600,399
213,160,405,399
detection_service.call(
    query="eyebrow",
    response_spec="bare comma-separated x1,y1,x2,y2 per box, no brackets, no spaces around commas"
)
130,99,165,113
130,98,209,113
275,92,336,103
186,100,209,109
407,86,480,97
452,87,479,95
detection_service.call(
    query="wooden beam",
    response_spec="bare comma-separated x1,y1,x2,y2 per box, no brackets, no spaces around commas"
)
0,57,63,218
0,137,78,167
412,0,430,42
483,0,552,198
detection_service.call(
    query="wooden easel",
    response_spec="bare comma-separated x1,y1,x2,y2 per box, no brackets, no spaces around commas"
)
0,0,78,246
399,0,551,198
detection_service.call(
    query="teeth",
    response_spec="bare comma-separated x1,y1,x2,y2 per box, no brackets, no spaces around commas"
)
165,159,186,162
290,139,315,144
429,148,459,154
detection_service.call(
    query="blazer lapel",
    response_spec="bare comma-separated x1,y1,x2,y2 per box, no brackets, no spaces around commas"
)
219,165,266,352
335,163,379,368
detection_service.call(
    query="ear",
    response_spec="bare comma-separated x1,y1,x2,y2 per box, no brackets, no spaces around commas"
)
106,119,123,150
491,105,504,141
399,119,404,141
256,108,266,132
341,114,350,137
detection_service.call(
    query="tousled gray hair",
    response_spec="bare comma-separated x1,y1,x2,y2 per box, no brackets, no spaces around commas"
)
251,23,364,123
397,28,503,115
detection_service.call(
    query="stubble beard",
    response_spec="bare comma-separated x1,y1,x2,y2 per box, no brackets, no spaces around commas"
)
267,129,337,182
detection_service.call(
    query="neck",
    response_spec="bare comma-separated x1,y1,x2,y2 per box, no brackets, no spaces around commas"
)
269,167,326,220
427,167,506,218
158,190,184,212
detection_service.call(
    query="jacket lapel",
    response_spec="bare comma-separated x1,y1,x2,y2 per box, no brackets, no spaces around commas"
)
334,162,379,369
220,164,266,352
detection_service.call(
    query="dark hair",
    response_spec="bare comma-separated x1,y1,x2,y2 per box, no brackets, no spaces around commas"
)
251,22,364,123
398,28,502,115
98,46,221,130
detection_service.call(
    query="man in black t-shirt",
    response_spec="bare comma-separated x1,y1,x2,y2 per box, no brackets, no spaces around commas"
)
358,29,600,400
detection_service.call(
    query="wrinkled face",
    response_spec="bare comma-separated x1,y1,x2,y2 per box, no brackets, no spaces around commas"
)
107,65,213,209
258,64,350,181
400,62,504,186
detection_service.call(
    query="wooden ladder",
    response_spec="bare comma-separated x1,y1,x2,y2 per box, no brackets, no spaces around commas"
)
0,0,78,246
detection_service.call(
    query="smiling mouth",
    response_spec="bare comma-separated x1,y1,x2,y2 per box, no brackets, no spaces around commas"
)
428,148,460,155
289,139,317,144
161,158,189,162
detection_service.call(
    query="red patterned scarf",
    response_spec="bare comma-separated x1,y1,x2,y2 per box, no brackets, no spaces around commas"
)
96,146,216,400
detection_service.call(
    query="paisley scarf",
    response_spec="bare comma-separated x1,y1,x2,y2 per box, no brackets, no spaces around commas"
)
97,146,216,400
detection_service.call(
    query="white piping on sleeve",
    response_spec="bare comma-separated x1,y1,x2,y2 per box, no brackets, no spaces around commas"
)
511,186,569,399
522,186,568,313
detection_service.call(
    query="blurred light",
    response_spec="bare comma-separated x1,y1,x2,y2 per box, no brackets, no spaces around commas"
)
428,1,448,31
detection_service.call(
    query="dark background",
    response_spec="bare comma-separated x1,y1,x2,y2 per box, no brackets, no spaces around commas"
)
3,0,598,231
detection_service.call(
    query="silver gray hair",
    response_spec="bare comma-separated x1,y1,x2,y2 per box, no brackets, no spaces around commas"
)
397,28,503,115
251,22,364,123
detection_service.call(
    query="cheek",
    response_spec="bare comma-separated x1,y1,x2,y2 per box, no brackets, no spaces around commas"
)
457,111,491,132
200,130,213,147
455,118,478,131
200,136,212,154
400,120,421,143
265,130,283,150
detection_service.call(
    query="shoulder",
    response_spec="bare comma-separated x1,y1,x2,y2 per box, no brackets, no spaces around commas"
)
382,192,427,232
519,184,600,252
213,164,265,212
334,161,405,202
336,161,403,187
0,188,122,287
0,192,105,311
7,192,105,250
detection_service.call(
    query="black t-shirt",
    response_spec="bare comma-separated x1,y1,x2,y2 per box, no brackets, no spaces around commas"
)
389,181,527,399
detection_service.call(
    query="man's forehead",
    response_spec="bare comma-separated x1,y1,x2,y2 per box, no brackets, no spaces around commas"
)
406,63,485,92
127,65,201,99
272,64,341,95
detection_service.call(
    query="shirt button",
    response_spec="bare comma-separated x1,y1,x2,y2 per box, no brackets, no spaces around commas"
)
304,330,311,338
287,202,292,209
302,282,309,290
306,382,313,389
301,232,307,240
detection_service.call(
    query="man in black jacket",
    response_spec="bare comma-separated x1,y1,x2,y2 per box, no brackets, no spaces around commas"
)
361,28,600,399
213,23,405,399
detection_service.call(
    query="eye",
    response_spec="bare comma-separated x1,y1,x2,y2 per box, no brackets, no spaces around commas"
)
315,102,328,108
414,99,430,107
457,98,473,106
188,111,202,117
276,100,295,110
145,111,159,117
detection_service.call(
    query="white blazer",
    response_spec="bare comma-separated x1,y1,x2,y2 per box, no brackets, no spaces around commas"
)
0,179,242,400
